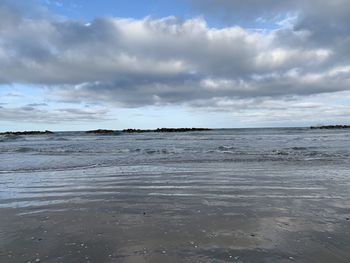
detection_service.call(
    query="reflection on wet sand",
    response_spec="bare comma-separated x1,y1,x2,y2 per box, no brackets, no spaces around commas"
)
1,161,350,263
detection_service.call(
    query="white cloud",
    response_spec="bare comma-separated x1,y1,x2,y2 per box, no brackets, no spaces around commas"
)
0,0,350,125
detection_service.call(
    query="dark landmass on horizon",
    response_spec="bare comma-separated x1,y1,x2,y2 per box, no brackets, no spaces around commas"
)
310,125,350,129
85,129,120,135
0,128,212,136
0,130,54,136
2,126,350,135
122,128,212,133
86,128,212,134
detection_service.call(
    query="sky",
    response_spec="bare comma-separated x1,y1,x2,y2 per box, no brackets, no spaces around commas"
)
1,0,350,131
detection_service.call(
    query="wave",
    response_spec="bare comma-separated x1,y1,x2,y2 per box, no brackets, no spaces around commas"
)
0,163,103,174
144,148,179,155
45,136,69,141
291,147,309,151
217,146,236,151
271,148,350,159
0,134,24,142
14,147,34,153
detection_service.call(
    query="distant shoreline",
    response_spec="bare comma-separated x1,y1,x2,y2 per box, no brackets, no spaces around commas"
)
310,125,350,129
0,130,54,136
2,126,350,135
0,128,212,136
86,128,212,134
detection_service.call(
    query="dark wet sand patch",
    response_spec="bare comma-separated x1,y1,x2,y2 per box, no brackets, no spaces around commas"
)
1,190,350,263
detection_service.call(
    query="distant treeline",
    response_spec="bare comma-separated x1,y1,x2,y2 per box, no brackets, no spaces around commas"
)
311,125,350,129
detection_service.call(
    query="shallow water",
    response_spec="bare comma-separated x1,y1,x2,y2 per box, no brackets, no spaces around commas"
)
0,128,350,262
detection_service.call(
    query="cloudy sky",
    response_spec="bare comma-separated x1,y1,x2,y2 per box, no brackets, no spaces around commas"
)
1,0,350,131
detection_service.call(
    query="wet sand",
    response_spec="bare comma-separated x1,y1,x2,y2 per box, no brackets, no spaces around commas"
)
1,161,350,263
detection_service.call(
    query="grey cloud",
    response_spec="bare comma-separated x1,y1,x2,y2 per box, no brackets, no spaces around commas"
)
0,105,110,123
53,65,350,107
188,0,350,65
26,103,48,107
187,0,350,24
0,0,349,112
188,90,350,126
188,0,350,46
4,92,24,97
187,0,300,22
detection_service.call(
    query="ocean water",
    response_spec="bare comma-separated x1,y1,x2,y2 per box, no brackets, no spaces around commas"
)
0,128,350,262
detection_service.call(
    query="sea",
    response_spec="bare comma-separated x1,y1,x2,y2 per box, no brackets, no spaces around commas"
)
0,128,350,262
